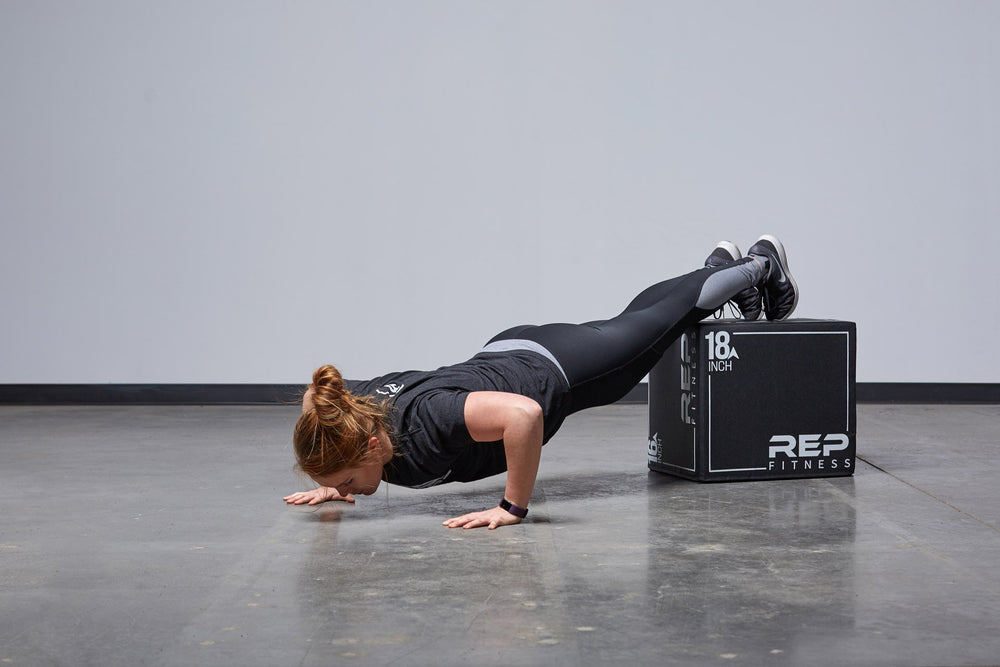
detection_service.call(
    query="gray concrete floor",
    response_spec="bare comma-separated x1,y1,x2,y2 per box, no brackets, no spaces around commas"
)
1,403,999,666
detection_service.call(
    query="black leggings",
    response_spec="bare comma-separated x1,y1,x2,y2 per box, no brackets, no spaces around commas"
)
487,258,763,414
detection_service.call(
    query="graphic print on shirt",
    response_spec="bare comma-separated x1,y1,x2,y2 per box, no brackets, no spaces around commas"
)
376,383,405,396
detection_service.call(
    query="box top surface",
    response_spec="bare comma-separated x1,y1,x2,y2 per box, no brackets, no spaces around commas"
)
701,318,855,330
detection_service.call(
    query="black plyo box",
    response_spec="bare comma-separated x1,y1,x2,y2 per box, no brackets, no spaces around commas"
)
647,319,857,481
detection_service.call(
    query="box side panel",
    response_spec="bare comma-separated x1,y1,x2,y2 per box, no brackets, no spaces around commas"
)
648,332,698,480
701,321,856,481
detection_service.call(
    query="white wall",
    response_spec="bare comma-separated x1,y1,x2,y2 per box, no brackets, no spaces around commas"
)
2,1,998,384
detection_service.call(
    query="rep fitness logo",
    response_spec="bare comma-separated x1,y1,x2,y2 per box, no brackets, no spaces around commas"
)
767,433,852,472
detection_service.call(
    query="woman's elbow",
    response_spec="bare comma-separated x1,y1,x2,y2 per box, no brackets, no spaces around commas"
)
512,398,544,430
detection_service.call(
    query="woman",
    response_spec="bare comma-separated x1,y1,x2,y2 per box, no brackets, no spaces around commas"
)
284,235,797,530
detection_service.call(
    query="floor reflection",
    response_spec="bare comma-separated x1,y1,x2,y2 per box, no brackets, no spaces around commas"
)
643,473,858,655
285,471,859,663
292,493,577,662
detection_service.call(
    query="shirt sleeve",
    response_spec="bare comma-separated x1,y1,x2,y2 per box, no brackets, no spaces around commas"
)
404,389,476,456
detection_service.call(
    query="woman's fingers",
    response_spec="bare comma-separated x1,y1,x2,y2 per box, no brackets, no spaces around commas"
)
283,489,356,505
443,507,522,530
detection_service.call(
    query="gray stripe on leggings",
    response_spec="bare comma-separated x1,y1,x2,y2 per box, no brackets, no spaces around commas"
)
479,339,570,385
696,260,764,310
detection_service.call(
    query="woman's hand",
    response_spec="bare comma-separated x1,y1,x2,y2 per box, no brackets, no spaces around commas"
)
283,486,355,506
443,506,522,530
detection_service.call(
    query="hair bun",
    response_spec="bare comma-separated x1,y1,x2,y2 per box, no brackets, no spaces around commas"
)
312,364,345,394
309,364,352,427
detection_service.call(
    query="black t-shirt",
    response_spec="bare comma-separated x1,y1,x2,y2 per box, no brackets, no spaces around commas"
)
345,350,571,488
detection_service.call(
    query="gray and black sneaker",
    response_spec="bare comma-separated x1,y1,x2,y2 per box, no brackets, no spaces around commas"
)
704,241,762,320
747,235,798,320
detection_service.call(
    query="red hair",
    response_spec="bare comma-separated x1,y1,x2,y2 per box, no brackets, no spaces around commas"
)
292,364,392,477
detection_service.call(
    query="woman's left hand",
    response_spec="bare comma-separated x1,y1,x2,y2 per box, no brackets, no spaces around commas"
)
443,506,522,530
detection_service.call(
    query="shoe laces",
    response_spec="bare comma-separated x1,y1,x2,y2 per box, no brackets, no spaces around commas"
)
712,301,744,320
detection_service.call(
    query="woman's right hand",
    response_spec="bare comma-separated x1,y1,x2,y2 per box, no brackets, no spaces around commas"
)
283,486,356,506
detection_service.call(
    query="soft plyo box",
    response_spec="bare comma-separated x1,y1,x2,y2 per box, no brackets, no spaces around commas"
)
647,319,857,481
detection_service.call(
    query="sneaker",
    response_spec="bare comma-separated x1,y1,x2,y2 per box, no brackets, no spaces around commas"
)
704,241,762,320
747,235,798,320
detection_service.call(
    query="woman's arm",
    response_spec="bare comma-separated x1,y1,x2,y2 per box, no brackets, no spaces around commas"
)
442,391,544,530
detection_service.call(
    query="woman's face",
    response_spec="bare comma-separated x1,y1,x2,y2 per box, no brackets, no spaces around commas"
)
314,456,383,497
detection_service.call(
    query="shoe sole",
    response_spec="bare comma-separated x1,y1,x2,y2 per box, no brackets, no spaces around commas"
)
716,241,741,262
757,234,798,320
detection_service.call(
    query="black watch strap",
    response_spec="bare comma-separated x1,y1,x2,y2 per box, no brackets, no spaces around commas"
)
499,498,528,518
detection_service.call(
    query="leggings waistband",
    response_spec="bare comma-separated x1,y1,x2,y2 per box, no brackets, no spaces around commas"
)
479,339,570,386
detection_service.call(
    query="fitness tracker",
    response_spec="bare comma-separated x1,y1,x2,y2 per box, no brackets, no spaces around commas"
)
498,498,528,518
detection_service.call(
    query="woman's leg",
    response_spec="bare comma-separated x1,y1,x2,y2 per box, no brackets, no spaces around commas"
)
491,257,766,413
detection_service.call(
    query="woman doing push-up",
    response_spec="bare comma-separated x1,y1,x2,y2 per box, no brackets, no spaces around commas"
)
284,236,798,530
